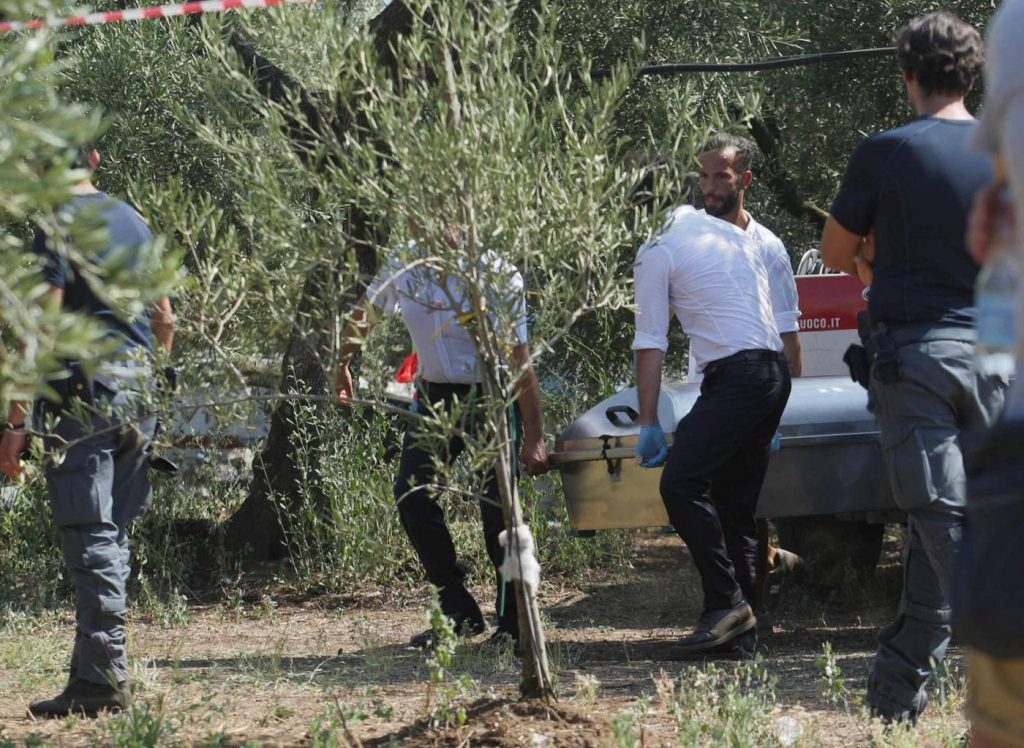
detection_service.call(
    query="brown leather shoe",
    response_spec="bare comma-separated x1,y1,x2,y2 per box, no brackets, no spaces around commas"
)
769,548,804,581
678,602,756,653
28,678,129,719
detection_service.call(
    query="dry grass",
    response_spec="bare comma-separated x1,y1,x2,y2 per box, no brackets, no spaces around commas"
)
0,535,967,747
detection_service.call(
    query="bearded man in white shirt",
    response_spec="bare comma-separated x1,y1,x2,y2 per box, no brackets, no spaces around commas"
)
633,205,791,653
695,133,804,590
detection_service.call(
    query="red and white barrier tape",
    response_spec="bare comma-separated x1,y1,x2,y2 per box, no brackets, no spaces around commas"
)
0,0,313,33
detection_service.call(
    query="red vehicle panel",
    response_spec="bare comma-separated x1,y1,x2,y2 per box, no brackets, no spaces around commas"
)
796,274,867,332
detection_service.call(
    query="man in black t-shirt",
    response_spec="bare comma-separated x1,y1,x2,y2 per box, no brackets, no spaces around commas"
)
821,12,1007,725
0,147,174,718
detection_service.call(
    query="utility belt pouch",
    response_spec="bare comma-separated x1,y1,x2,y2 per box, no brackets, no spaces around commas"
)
843,345,871,389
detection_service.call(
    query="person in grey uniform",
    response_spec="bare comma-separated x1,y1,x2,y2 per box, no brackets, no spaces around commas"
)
821,12,1005,724
0,146,174,718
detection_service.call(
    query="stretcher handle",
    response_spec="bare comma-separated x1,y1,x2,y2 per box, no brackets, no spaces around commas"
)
605,405,639,428
548,446,637,466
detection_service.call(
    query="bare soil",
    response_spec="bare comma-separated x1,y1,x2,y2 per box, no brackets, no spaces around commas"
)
0,533,966,746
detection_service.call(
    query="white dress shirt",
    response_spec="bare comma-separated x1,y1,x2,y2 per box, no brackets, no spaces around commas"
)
686,211,800,380
366,243,529,384
632,205,782,373
747,217,801,334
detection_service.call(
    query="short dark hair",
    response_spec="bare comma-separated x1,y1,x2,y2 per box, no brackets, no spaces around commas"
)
896,11,983,96
71,144,96,171
699,132,756,174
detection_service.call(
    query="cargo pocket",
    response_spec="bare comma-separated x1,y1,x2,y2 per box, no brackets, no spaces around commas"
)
880,425,925,508
47,451,109,527
880,425,961,510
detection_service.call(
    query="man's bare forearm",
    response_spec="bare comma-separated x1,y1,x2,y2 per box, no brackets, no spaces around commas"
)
511,344,544,444
5,401,27,428
340,303,373,364
514,367,544,444
635,348,665,425
151,297,175,353
820,216,863,275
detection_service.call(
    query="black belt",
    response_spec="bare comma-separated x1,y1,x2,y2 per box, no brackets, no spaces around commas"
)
420,380,478,392
703,349,785,377
417,381,482,403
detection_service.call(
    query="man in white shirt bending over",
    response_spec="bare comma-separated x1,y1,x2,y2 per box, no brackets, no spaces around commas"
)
337,228,549,649
633,205,791,653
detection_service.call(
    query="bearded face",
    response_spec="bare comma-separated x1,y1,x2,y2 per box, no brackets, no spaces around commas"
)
703,184,741,218
698,148,748,220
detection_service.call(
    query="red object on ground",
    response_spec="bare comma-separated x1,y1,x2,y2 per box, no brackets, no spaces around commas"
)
395,352,418,384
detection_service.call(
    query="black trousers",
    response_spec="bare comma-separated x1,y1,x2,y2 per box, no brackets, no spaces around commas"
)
660,350,791,612
394,380,518,632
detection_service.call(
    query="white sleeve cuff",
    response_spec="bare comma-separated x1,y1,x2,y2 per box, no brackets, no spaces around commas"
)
632,333,669,352
774,310,801,334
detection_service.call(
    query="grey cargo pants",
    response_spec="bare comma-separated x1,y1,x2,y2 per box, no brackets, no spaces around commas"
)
44,380,154,686
866,337,1006,721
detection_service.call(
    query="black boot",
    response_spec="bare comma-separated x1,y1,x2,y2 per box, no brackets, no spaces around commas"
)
29,678,129,718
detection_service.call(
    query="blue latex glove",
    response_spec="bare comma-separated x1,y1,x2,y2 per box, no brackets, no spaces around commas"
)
771,430,782,453
636,424,669,468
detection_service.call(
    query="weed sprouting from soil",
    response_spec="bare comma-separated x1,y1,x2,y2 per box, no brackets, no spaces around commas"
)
934,658,967,715
573,672,601,710
139,581,190,629
424,597,475,728
105,694,175,747
306,701,351,748
308,686,399,746
816,642,851,710
609,708,642,747
673,660,779,747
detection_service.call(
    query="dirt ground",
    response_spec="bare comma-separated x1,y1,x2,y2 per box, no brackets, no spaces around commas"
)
0,533,967,747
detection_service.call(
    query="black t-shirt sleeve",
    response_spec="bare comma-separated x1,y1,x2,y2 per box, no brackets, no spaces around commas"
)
32,228,67,289
830,137,884,236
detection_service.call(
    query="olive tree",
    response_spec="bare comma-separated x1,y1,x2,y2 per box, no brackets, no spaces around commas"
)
30,0,1001,593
